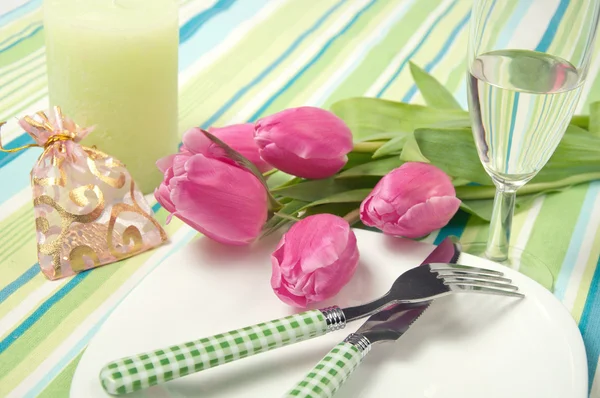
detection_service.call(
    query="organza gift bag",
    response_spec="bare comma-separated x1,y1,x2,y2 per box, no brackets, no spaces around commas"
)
0,107,167,280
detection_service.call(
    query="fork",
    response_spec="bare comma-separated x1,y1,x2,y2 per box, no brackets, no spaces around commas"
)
99,257,521,395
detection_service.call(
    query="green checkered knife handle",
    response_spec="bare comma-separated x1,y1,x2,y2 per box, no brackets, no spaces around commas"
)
283,338,369,398
100,309,335,395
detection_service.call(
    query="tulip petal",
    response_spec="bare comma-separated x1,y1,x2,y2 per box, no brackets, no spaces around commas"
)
255,107,353,159
360,162,460,238
182,125,272,173
392,196,461,238
270,214,359,308
182,127,212,155
156,154,176,173
169,154,267,245
259,143,347,179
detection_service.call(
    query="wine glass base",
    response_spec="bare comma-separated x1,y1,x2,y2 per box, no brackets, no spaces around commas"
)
459,241,555,291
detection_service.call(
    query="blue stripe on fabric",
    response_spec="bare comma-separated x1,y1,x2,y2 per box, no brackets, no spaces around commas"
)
579,254,600,393
455,0,533,108
433,210,470,245
0,271,90,355
25,228,199,397
200,0,347,129
0,0,41,28
0,263,39,305
0,134,35,168
0,24,42,53
0,22,40,48
179,0,237,43
306,0,417,107
535,0,569,52
375,0,458,98
179,0,270,71
504,92,520,173
553,188,600,301
402,10,470,103
0,149,39,203
247,0,380,122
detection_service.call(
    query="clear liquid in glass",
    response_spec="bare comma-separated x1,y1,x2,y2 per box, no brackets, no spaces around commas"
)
468,49,583,183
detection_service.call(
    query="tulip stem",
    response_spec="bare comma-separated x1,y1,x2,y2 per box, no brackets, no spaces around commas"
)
343,208,361,226
352,141,386,153
262,169,279,178
273,212,301,222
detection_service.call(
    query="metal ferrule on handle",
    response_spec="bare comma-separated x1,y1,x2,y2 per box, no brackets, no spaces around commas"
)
343,333,371,355
100,307,347,395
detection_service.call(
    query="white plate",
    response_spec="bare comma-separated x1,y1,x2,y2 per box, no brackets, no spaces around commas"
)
71,229,588,398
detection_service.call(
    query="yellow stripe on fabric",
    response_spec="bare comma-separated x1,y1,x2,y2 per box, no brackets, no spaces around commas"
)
37,352,84,398
0,274,47,321
322,0,443,108
0,205,36,288
380,0,470,100
178,0,341,132
572,224,600,323
524,185,590,279
217,0,399,122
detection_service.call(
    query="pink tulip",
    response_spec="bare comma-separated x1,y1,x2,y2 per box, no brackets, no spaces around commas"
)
182,125,272,173
155,131,268,246
360,162,461,239
271,214,359,307
255,107,353,179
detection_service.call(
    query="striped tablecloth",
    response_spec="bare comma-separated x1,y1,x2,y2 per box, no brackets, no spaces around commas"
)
1,0,600,396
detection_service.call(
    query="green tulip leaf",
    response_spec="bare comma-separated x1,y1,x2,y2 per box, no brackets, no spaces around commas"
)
330,97,469,140
590,101,600,135
409,62,462,110
372,133,410,158
337,157,403,178
271,177,379,202
411,127,491,184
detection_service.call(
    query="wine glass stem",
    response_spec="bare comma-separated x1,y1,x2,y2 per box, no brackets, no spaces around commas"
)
486,183,517,262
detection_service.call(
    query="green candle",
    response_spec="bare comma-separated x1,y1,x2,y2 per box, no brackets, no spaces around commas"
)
43,0,179,194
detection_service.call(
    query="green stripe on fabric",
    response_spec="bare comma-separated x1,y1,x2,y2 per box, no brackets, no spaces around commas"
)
524,185,590,279
178,0,340,132
0,216,185,391
427,0,519,103
572,224,600,323
444,57,466,97
381,1,471,100
0,26,44,68
236,0,400,119
0,208,36,288
37,351,84,398
0,275,48,321
322,0,441,108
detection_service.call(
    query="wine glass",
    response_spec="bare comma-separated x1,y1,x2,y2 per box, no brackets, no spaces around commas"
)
465,0,600,290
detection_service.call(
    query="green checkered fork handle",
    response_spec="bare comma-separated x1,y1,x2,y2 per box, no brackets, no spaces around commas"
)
100,309,334,395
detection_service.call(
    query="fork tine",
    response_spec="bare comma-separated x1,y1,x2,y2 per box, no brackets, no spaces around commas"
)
436,272,512,284
443,278,519,291
429,263,504,276
450,284,525,298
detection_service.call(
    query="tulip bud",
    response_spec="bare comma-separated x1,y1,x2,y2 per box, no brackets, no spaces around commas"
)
255,107,353,179
155,130,268,246
271,214,359,307
182,124,272,173
360,162,461,238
